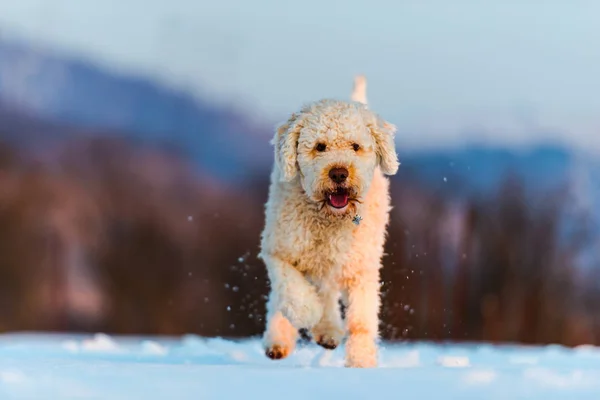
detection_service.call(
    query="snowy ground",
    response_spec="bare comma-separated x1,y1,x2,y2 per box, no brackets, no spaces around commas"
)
0,333,599,399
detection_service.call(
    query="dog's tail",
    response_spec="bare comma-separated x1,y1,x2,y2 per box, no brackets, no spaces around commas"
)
351,74,368,106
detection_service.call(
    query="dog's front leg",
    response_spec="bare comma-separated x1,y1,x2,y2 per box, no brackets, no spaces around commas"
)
263,295,298,360
343,269,381,368
262,254,323,359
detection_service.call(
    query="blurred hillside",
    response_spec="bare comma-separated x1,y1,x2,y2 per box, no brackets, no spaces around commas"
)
1,38,600,346
0,39,272,180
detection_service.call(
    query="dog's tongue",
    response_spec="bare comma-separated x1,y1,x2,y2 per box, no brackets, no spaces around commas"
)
330,192,349,208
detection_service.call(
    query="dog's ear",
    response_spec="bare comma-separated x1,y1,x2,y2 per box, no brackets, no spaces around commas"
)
364,110,399,175
271,112,304,182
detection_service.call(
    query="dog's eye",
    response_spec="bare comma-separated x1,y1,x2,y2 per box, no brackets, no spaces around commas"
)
315,143,327,152
352,143,360,152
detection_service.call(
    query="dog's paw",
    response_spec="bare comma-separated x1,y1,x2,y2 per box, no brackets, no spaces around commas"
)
298,328,312,342
265,344,292,360
346,357,376,368
345,332,377,368
316,336,339,350
311,322,345,350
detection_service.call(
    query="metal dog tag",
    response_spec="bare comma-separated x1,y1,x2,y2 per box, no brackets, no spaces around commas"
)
352,214,362,225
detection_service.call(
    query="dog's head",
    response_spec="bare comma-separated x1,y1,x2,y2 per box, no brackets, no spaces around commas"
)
272,98,399,216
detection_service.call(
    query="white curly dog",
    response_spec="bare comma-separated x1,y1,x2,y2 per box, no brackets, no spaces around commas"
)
259,76,399,368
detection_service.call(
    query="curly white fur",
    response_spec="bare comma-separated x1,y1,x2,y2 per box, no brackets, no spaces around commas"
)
259,76,399,368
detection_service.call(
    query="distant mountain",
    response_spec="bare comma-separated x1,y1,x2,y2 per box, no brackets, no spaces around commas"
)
396,145,574,197
0,38,596,208
0,39,273,180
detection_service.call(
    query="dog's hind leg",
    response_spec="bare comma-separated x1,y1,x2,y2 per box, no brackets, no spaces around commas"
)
311,284,345,350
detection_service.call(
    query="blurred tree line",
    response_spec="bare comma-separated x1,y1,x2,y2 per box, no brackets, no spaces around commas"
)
0,132,599,347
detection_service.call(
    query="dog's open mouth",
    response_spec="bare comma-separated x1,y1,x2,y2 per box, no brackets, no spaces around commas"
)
327,188,350,209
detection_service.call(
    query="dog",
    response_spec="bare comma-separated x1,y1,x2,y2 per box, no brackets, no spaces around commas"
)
258,75,399,368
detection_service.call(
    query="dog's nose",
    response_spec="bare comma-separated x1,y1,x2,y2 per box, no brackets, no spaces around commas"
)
329,167,349,184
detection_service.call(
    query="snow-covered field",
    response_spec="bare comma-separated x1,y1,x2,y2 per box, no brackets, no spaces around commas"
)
0,333,599,399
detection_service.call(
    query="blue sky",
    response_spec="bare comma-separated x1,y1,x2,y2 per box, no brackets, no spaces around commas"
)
1,0,600,150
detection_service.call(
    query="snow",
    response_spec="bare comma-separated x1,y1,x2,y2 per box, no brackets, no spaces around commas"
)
0,333,599,399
